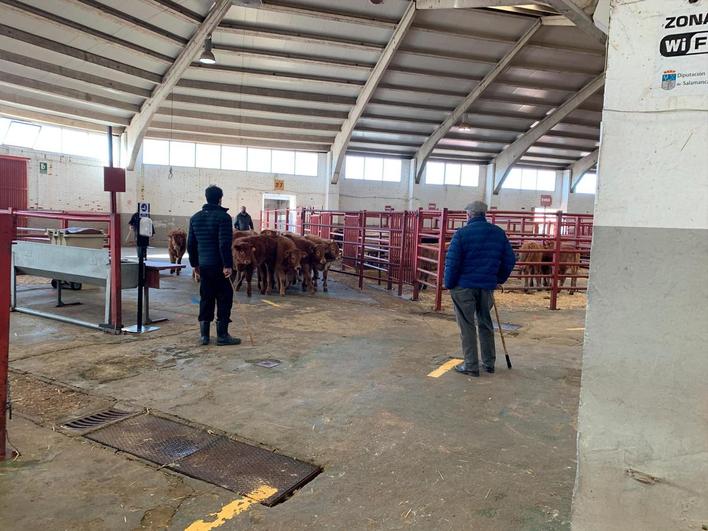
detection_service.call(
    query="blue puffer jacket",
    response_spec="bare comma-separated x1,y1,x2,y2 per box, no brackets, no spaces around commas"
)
187,204,234,269
443,214,516,290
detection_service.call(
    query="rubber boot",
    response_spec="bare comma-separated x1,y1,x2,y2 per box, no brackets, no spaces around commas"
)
216,321,241,346
199,321,210,346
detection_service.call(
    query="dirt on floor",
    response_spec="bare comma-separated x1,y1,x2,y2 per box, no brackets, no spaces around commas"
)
2,257,586,531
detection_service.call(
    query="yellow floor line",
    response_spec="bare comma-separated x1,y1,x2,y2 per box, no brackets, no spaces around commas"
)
427,358,464,378
262,299,281,307
185,486,277,531
566,327,585,331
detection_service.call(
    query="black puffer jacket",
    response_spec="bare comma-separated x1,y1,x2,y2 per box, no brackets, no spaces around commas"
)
187,204,233,269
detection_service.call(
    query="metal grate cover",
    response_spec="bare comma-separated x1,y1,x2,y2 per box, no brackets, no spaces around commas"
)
86,414,218,464
62,408,133,432
171,436,321,506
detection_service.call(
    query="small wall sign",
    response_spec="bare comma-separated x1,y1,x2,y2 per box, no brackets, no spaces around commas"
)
274,179,285,191
138,201,150,218
39,161,48,174
540,194,553,207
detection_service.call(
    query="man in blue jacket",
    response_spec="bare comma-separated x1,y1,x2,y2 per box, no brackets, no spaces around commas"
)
188,185,240,347
444,201,515,377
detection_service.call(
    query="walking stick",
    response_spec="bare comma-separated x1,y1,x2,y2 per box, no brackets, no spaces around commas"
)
492,295,512,369
228,274,255,346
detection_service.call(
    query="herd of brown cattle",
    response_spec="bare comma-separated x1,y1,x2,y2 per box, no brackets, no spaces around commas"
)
165,228,580,297
518,240,581,294
166,228,341,297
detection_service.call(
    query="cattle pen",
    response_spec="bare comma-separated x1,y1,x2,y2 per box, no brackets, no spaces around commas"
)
261,208,593,311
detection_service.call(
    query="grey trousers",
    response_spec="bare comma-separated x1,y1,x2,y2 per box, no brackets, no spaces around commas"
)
450,288,496,371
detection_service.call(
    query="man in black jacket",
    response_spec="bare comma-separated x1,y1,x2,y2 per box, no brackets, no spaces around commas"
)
188,185,240,346
233,206,254,231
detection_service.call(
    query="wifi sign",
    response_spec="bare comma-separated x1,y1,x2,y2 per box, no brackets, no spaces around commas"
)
660,31,708,57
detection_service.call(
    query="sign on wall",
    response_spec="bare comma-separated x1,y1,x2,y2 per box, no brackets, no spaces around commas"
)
540,194,553,207
657,10,708,94
138,202,150,218
39,161,48,175
274,179,285,191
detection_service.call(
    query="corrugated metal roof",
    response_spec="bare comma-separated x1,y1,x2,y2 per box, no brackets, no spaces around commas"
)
0,0,606,169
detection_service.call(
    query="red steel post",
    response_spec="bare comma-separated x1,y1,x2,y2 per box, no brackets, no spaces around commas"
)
398,211,408,297
358,211,366,290
411,210,422,301
434,208,449,311
0,212,12,460
549,210,563,310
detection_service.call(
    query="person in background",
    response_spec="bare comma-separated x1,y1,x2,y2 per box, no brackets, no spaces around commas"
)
127,207,154,257
234,206,254,231
444,201,516,377
188,185,241,347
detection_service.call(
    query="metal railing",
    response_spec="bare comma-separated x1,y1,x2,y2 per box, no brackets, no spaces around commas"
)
262,208,593,310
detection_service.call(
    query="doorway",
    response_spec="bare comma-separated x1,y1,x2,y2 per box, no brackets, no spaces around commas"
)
262,193,296,231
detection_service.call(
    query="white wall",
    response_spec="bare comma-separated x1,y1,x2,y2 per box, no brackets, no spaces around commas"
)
3,141,596,232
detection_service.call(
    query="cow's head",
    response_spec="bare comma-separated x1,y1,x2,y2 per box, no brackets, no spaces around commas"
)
285,249,306,271
326,242,341,261
312,243,328,266
233,241,256,265
261,229,278,238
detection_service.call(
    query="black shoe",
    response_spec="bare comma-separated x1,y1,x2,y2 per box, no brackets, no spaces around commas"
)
216,321,241,346
454,364,480,377
199,321,210,346
484,366,495,374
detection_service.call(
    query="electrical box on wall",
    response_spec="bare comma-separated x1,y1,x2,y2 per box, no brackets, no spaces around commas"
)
104,167,126,193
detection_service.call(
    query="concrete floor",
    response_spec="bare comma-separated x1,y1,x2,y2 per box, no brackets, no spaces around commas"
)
1,253,585,530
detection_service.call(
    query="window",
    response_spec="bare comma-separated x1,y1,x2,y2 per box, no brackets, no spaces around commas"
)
138,137,319,175
272,150,295,174
247,147,271,172
196,143,221,169
345,156,365,179
345,155,401,182
87,133,108,163
502,168,556,191
295,151,318,176
383,158,401,182
34,125,62,153
460,165,479,187
221,146,247,170
143,139,169,165
169,141,195,167
5,121,41,148
575,172,597,194
425,162,445,184
62,129,91,157
364,157,383,181
425,161,479,186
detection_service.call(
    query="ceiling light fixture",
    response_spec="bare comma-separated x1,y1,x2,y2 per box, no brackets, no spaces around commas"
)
199,35,216,65
458,115,472,132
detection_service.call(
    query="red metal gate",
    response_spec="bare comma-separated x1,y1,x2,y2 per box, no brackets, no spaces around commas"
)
0,156,28,210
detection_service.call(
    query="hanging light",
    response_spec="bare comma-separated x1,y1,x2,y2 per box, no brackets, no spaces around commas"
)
199,35,216,65
458,114,472,132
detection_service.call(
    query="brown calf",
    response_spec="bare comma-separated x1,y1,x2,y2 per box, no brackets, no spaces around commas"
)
284,233,328,294
232,234,278,297
304,234,340,292
274,236,306,296
167,229,187,275
518,241,545,293
541,243,581,295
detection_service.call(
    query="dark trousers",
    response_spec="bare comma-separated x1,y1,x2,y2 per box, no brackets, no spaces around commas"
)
450,288,496,371
198,266,233,323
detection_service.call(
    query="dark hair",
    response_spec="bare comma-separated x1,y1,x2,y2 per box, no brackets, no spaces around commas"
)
205,185,223,205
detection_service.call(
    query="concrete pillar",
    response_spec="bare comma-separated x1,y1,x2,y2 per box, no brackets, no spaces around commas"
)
324,152,339,210
406,159,416,210
571,1,708,529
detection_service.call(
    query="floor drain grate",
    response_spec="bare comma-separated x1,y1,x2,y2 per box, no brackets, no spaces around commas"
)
62,409,133,432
